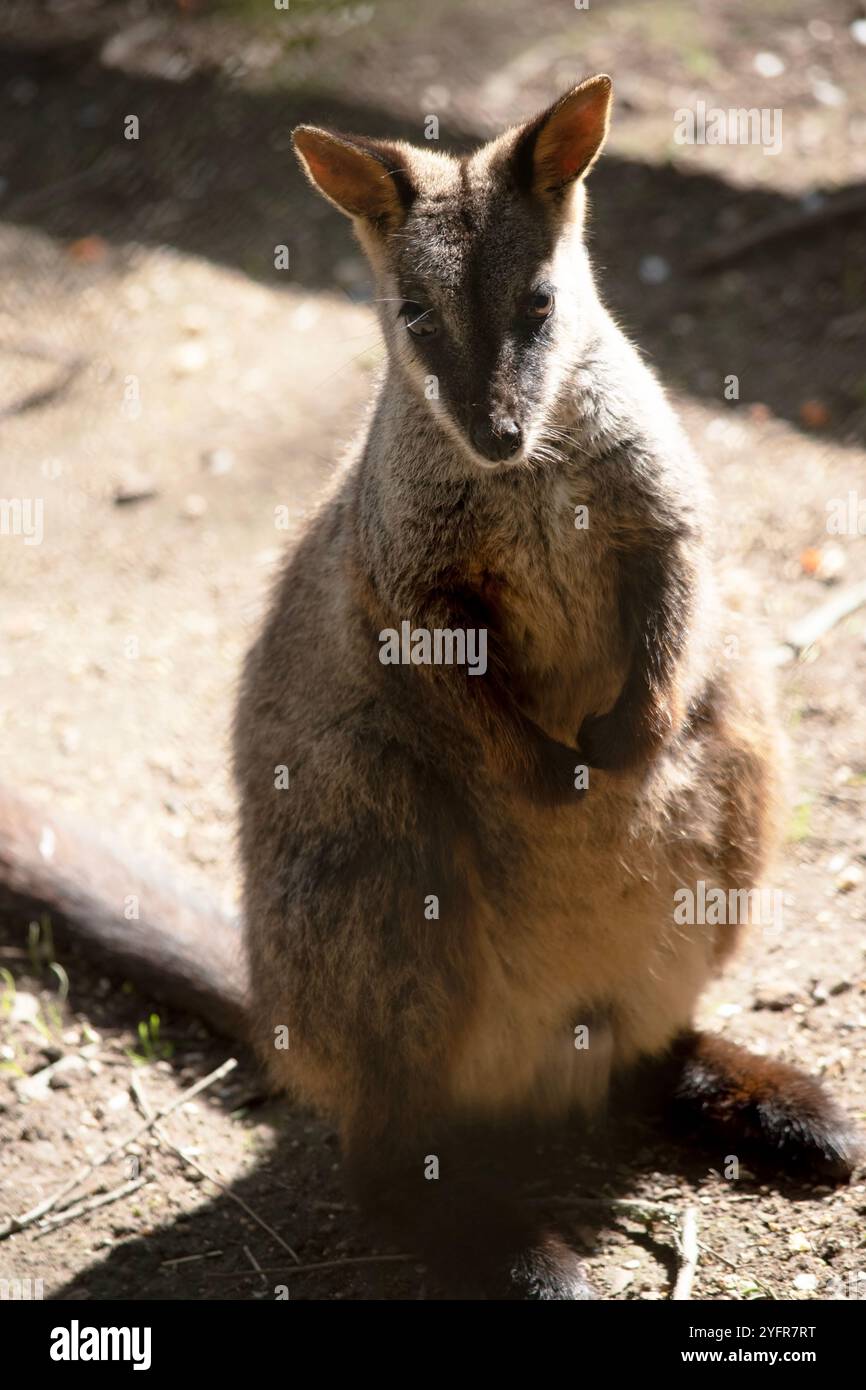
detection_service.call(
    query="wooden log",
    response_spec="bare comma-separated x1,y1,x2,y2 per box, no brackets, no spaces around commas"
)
0,787,248,1041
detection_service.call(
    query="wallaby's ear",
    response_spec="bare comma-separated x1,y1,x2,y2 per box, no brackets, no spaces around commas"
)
512,74,613,200
292,126,414,227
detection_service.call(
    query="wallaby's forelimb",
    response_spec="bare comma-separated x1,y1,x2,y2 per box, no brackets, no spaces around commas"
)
417,584,585,804
0,786,248,1040
578,524,696,772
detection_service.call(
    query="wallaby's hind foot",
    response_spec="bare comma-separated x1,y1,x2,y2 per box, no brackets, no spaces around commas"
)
447,1226,593,1302
346,1132,594,1301
664,1030,861,1183
503,1234,594,1302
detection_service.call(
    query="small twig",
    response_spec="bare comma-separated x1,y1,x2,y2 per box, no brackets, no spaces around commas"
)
0,342,87,421
32,1176,149,1238
160,1250,223,1268
130,1071,301,1266
697,1239,739,1271
0,1056,237,1241
532,1195,679,1220
244,1245,268,1288
780,579,866,661
204,1253,413,1278
540,1193,735,1277
672,1205,700,1301
695,187,866,272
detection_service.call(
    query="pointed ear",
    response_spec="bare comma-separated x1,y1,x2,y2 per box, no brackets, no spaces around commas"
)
512,74,612,200
292,126,414,228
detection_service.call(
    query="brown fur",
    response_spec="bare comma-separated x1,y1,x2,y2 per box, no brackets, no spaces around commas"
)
234,77,860,1298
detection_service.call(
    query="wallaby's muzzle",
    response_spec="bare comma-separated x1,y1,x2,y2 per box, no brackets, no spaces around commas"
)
468,410,523,463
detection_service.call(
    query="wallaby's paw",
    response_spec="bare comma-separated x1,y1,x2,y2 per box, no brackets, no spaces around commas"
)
578,693,674,773
508,1235,595,1300
459,1234,594,1300
576,709,622,771
577,708,650,773
670,1030,862,1184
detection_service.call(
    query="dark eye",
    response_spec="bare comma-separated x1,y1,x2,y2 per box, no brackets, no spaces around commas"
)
524,288,555,321
401,302,438,337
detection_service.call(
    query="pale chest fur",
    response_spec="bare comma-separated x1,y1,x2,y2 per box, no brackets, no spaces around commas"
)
449,777,723,1123
479,469,629,742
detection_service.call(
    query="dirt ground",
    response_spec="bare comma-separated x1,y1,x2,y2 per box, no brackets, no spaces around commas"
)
1,0,864,1300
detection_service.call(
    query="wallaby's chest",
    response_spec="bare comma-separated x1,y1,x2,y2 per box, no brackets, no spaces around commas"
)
468,470,628,740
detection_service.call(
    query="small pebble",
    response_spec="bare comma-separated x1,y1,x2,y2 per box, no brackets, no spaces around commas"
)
181,493,207,520
114,471,158,506
170,341,209,374
811,79,845,107
202,448,234,476
10,992,40,1026
754,52,785,78
835,863,864,893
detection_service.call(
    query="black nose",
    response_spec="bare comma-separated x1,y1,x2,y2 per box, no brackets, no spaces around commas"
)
469,414,523,462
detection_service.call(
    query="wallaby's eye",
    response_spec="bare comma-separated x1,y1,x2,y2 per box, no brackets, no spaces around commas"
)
524,287,555,321
401,302,438,337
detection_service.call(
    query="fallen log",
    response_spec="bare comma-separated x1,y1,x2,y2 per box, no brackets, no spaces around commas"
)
0,786,248,1041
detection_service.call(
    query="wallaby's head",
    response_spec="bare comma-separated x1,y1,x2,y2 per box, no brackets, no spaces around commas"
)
293,76,612,470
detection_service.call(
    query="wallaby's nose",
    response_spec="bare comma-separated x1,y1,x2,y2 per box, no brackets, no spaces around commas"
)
469,414,523,462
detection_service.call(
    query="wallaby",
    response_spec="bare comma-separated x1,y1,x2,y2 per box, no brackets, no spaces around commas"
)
0,74,858,1299
231,75,861,1298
